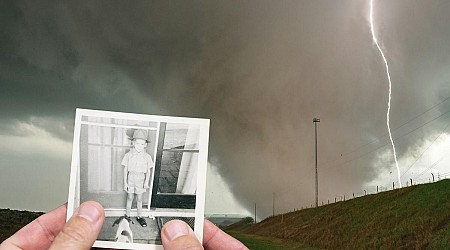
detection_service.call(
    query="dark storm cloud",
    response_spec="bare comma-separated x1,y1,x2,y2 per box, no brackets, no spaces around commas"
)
0,0,163,139
1,0,450,216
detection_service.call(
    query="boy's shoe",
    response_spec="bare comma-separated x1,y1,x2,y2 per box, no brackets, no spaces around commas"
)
136,216,147,227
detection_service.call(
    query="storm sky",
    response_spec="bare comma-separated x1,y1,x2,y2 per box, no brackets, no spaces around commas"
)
1,0,450,218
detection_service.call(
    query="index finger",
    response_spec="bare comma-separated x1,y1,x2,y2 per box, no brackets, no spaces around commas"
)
203,219,248,250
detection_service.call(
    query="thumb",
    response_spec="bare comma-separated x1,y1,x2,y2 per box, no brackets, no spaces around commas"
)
161,220,203,250
49,201,104,250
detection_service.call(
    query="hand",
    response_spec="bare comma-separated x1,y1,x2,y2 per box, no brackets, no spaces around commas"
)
0,201,104,250
1,202,247,250
144,184,150,189
161,219,248,250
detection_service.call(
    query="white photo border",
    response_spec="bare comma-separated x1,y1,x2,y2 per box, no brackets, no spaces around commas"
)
67,108,210,249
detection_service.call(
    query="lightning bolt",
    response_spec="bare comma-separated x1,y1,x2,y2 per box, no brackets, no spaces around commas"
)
370,0,402,188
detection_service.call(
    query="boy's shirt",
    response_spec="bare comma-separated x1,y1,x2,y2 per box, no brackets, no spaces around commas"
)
121,148,154,173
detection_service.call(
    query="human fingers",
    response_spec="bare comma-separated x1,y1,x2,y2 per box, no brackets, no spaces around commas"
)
0,203,67,250
203,219,248,250
48,201,104,250
161,220,203,250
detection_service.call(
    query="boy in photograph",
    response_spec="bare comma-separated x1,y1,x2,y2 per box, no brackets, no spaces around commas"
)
122,129,154,227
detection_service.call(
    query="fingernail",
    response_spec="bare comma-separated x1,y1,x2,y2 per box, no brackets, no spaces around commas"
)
163,220,190,241
77,203,101,223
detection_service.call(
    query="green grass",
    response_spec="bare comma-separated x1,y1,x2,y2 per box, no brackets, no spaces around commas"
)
232,180,450,249
228,231,320,250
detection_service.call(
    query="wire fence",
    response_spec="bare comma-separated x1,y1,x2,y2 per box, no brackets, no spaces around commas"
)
321,172,450,207
263,172,450,219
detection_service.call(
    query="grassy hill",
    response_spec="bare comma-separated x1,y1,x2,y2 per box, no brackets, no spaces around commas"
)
231,179,450,249
207,215,250,228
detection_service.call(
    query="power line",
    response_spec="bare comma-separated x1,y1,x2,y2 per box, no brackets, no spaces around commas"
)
400,121,450,177
413,154,447,180
323,110,450,171
319,97,450,168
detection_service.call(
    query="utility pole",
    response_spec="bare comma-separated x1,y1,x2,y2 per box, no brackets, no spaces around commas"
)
272,192,275,217
313,118,320,207
254,203,257,224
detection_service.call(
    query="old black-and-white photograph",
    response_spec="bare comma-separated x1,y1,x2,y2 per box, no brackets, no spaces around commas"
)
67,109,209,249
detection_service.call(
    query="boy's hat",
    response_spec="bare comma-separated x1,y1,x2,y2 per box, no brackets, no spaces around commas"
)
130,129,149,142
